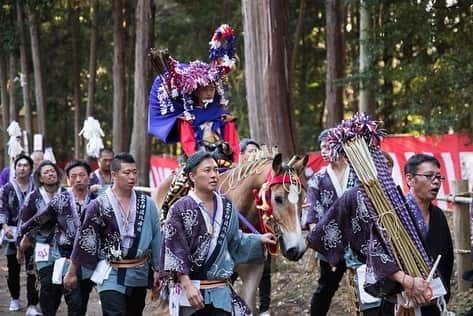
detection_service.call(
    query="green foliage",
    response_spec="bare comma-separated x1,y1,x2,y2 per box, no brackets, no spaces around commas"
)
361,0,473,135
0,1,18,53
3,0,473,162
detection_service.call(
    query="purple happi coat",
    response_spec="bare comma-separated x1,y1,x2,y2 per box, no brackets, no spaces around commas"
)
21,190,95,257
0,179,34,255
307,186,401,298
89,169,112,186
161,192,264,315
303,164,357,226
0,179,34,227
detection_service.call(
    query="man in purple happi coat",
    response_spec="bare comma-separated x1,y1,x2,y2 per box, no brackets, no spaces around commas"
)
0,154,40,315
302,130,357,316
21,160,97,316
307,154,453,316
160,151,276,316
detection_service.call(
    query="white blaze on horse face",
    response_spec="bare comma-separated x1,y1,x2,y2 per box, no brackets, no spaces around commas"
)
288,184,299,204
280,198,306,253
271,185,306,257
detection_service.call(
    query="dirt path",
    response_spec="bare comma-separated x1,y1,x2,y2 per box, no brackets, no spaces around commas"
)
0,243,471,315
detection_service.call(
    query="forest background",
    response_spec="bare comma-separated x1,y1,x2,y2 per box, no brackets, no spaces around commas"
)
0,0,472,186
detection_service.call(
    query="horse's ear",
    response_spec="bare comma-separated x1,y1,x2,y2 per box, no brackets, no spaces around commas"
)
294,155,309,175
272,153,283,174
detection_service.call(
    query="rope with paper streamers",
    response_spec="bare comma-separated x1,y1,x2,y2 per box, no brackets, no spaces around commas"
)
79,117,105,158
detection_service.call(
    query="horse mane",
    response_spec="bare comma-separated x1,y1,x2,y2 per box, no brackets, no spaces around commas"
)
219,156,272,193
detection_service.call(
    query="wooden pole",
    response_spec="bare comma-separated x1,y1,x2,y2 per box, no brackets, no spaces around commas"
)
451,180,473,292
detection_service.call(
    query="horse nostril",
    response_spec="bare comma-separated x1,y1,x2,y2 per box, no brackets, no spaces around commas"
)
286,247,300,261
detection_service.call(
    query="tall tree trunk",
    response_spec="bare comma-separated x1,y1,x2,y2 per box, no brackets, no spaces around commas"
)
17,2,33,152
70,2,81,159
0,55,9,167
129,0,153,186
359,0,374,115
325,0,345,127
8,55,17,122
112,0,127,153
124,1,136,151
86,0,98,118
27,7,46,141
289,0,307,92
242,0,295,158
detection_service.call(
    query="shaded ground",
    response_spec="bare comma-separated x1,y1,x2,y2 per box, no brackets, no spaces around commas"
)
1,213,472,315
1,249,471,316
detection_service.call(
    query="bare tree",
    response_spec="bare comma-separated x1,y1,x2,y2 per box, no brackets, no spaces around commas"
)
129,0,154,186
8,55,17,122
70,1,81,158
112,0,127,153
325,0,345,127
27,6,46,140
17,2,33,151
86,0,98,118
242,0,296,158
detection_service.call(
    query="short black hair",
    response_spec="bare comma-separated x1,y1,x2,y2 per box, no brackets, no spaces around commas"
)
33,160,62,187
65,159,92,177
111,153,136,172
404,154,440,175
99,148,114,158
184,151,217,187
14,154,34,170
239,138,260,153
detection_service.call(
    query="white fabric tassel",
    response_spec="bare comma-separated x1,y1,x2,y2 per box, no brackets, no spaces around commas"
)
7,121,23,159
44,147,56,163
79,117,105,158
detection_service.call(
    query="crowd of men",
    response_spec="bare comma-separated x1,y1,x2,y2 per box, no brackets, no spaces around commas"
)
0,136,470,316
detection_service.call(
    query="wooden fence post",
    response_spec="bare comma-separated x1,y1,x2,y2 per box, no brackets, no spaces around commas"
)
451,180,472,292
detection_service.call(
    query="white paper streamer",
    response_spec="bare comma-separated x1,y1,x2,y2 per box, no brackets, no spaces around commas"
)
79,117,105,158
7,121,23,159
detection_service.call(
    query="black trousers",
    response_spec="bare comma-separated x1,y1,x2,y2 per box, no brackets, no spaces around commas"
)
6,250,39,306
191,305,231,316
78,278,95,315
259,255,271,312
38,265,83,316
310,259,347,316
100,287,147,316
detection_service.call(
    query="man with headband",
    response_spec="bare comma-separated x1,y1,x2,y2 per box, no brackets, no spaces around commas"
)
0,154,40,315
160,150,276,315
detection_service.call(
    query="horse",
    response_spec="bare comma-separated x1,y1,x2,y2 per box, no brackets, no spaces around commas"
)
153,152,308,313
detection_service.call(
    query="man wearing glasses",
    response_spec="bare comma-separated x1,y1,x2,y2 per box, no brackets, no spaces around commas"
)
404,153,454,313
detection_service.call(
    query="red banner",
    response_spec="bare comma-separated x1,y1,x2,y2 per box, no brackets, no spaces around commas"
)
149,133,473,209
305,132,473,209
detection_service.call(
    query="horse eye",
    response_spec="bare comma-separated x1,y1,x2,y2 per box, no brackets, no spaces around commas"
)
274,196,283,204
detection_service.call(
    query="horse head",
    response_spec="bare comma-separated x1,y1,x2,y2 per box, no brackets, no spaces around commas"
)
256,153,308,261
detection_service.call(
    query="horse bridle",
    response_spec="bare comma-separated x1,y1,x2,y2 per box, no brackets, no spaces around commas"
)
252,169,304,255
